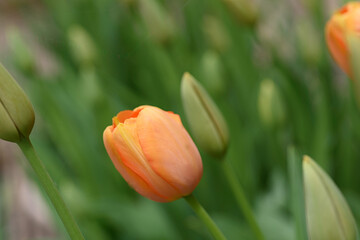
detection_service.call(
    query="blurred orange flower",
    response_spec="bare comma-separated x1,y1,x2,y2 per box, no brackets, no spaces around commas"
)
326,2,360,78
103,106,203,202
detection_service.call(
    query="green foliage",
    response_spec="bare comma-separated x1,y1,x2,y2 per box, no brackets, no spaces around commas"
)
3,0,360,239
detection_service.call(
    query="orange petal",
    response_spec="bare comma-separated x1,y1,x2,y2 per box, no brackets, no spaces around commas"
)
114,107,144,125
112,118,181,201
167,111,183,125
103,126,166,202
137,106,203,196
326,19,351,77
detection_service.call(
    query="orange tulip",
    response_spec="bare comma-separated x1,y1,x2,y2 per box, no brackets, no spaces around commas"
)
326,2,360,78
103,106,203,202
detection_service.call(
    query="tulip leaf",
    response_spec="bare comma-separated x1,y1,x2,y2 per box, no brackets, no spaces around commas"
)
287,147,308,240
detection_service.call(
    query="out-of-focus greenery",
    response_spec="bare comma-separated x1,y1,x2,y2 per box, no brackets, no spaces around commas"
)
2,0,360,239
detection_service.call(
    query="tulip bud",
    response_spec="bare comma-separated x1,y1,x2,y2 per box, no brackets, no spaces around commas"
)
0,63,35,142
138,0,175,44
200,51,225,96
68,25,97,66
181,73,229,158
296,18,322,66
303,156,358,240
258,79,286,128
203,16,230,53
6,28,36,74
325,2,360,79
120,0,136,8
221,0,258,26
103,106,203,202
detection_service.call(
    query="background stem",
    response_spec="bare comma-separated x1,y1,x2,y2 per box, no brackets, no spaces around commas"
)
222,160,265,240
184,194,227,240
18,137,85,240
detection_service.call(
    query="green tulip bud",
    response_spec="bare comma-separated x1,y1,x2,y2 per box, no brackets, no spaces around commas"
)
303,156,358,240
221,0,258,26
258,79,285,128
296,18,321,66
200,51,225,97
0,63,35,142
181,72,229,158
6,28,36,74
203,16,230,53
120,0,136,7
68,25,97,66
138,0,175,44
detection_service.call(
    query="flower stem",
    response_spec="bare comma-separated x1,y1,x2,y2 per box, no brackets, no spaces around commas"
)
184,194,227,240
222,161,264,240
18,137,85,240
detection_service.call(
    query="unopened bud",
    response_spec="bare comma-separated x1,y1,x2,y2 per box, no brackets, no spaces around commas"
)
68,25,97,66
296,18,321,65
200,51,225,96
120,0,136,7
181,73,229,158
6,28,35,74
303,156,358,240
325,2,360,79
221,0,258,26
138,0,175,44
258,79,285,128
0,63,35,142
326,2,360,107
203,16,230,52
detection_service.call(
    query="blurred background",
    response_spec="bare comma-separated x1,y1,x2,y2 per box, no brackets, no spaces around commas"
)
0,0,360,239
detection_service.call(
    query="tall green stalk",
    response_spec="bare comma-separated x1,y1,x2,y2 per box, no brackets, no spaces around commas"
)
222,160,265,240
184,194,227,240
18,137,85,240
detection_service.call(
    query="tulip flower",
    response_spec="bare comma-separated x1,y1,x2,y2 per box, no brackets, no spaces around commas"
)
103,105,203,202
303,156,358,240
325,2,360,78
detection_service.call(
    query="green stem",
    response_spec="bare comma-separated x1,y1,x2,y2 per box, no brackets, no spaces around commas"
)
184,194,227,240
222,161,265,240
18,137,85,240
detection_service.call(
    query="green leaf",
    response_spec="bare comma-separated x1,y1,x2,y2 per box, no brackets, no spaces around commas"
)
287,147,308,240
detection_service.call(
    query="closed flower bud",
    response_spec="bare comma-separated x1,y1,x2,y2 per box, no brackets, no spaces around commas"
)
296,18,322,66
68,25,97,66
200,50,225,96
203,16,231,53
120,0,136,7
6,28,36,74
138,0,175,44
0,63,35,142
221,0,258,26
303,156,358,240
103,106,203,202
258,79,285,128
181,73,229,158
325,2,360,78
